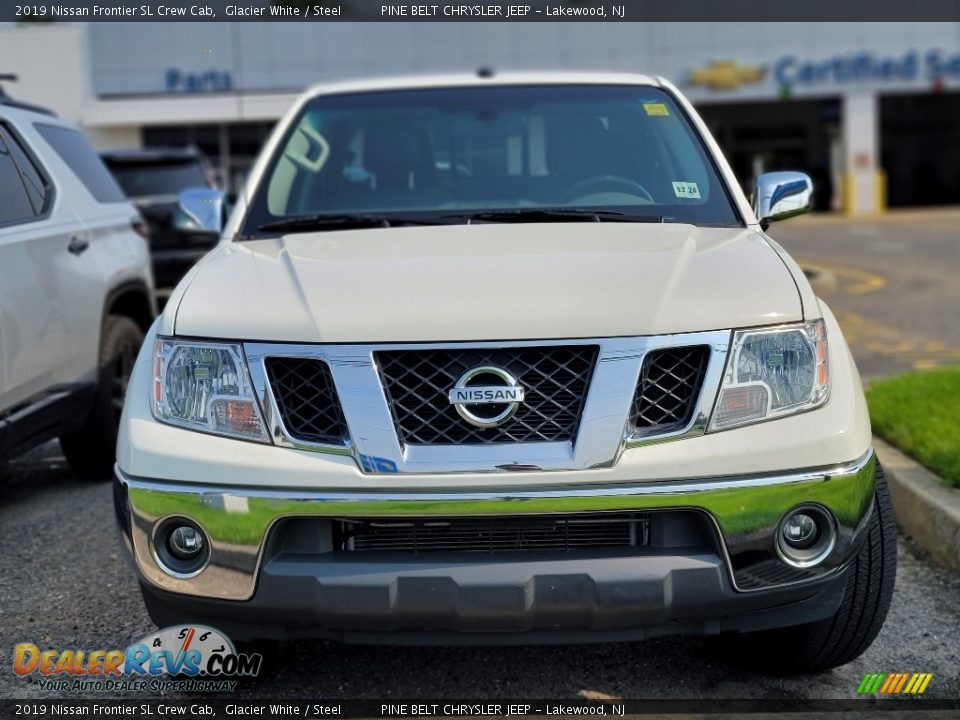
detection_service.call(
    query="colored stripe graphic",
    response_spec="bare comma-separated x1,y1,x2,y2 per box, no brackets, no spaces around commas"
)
880,674,897,693
858,673,933,695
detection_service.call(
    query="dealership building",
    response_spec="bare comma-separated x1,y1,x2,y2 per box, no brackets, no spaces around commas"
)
2,21,959,215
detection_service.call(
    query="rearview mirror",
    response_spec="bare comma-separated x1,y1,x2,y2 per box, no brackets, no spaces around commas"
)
753,171,813,229
173,187,225,234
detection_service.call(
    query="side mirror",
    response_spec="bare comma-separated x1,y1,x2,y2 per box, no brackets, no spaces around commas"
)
173,187,225,234
753,171,813,229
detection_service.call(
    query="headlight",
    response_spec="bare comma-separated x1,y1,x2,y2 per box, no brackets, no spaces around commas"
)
151,338,269,442
709,319,829,431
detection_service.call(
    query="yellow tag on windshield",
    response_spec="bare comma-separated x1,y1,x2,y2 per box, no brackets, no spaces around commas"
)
643,103,670,116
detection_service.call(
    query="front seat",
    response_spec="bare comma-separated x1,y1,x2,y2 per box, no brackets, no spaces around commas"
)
362,123,437,197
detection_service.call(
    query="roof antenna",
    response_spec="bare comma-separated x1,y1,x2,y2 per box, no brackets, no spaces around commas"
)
0,74,55,116
0,74,18,99
476,66,496,79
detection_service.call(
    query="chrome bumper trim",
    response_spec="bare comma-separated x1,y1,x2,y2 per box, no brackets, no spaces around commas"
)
116,448,876,601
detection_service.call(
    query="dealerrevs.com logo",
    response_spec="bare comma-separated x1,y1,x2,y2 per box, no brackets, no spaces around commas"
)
12,625,261,692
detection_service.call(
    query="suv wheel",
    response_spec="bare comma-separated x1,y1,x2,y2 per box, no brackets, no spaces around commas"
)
717,463,897,674
61,315,144,481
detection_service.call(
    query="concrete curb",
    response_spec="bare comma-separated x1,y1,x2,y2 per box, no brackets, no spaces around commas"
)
874,436,960,573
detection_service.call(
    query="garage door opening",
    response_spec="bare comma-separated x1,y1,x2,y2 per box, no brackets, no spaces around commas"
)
697,98,841,212
881,92,960,208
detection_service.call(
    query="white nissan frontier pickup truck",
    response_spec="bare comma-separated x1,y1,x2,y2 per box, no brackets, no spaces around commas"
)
114,73,894,674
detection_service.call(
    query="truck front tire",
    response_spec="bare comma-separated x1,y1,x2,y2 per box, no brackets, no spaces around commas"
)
717,463,897,674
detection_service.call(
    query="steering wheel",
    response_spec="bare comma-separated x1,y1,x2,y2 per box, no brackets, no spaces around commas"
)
562,175,654,203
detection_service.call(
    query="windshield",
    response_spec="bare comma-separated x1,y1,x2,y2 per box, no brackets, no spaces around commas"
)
242,84,740,236
107,159,207,197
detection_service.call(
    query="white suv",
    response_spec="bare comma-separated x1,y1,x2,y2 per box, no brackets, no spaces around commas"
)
115,73,895,674
0,90,154,478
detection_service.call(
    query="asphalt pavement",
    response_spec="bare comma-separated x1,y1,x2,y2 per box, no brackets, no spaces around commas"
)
769,210,960,380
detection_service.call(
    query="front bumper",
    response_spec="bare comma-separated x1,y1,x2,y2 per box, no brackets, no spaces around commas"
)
115,450,876,641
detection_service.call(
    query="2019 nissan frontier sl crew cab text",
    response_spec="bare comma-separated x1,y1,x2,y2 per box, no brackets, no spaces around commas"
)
114,73,895,674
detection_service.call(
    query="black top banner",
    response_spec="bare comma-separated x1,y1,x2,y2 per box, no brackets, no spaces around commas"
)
4,698,960,718
6,0,960,23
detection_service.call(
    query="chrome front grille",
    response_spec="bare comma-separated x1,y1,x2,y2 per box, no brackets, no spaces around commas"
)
335,513,651,554
375,345,598,445
265,357,348,445
245,330,728,473
630,346,710,435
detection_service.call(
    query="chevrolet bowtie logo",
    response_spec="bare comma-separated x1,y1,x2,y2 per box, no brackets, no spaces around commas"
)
688,60,767,91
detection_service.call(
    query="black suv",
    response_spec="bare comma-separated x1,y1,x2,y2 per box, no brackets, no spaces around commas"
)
101,147,220,291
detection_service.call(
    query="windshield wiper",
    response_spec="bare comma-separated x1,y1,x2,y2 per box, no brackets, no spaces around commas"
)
258,209,666,234
258,213,446,233
441,208,664,224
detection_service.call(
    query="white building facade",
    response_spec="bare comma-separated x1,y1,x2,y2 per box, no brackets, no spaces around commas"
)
3,21,960,214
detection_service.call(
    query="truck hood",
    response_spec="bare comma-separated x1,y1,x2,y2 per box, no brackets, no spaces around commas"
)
173,223,802,343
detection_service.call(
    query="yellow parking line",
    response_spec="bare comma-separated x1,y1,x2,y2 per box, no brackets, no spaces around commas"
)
798,258,959,371
797,257,887,296
832,309,960,371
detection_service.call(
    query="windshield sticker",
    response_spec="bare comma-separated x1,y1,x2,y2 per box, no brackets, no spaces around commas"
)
673,181,701,199
643,102,670,116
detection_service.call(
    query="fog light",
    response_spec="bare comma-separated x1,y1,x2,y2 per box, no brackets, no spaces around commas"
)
781,512,818,549
776,506,836,568
153,518,209,577
168,525,204,559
